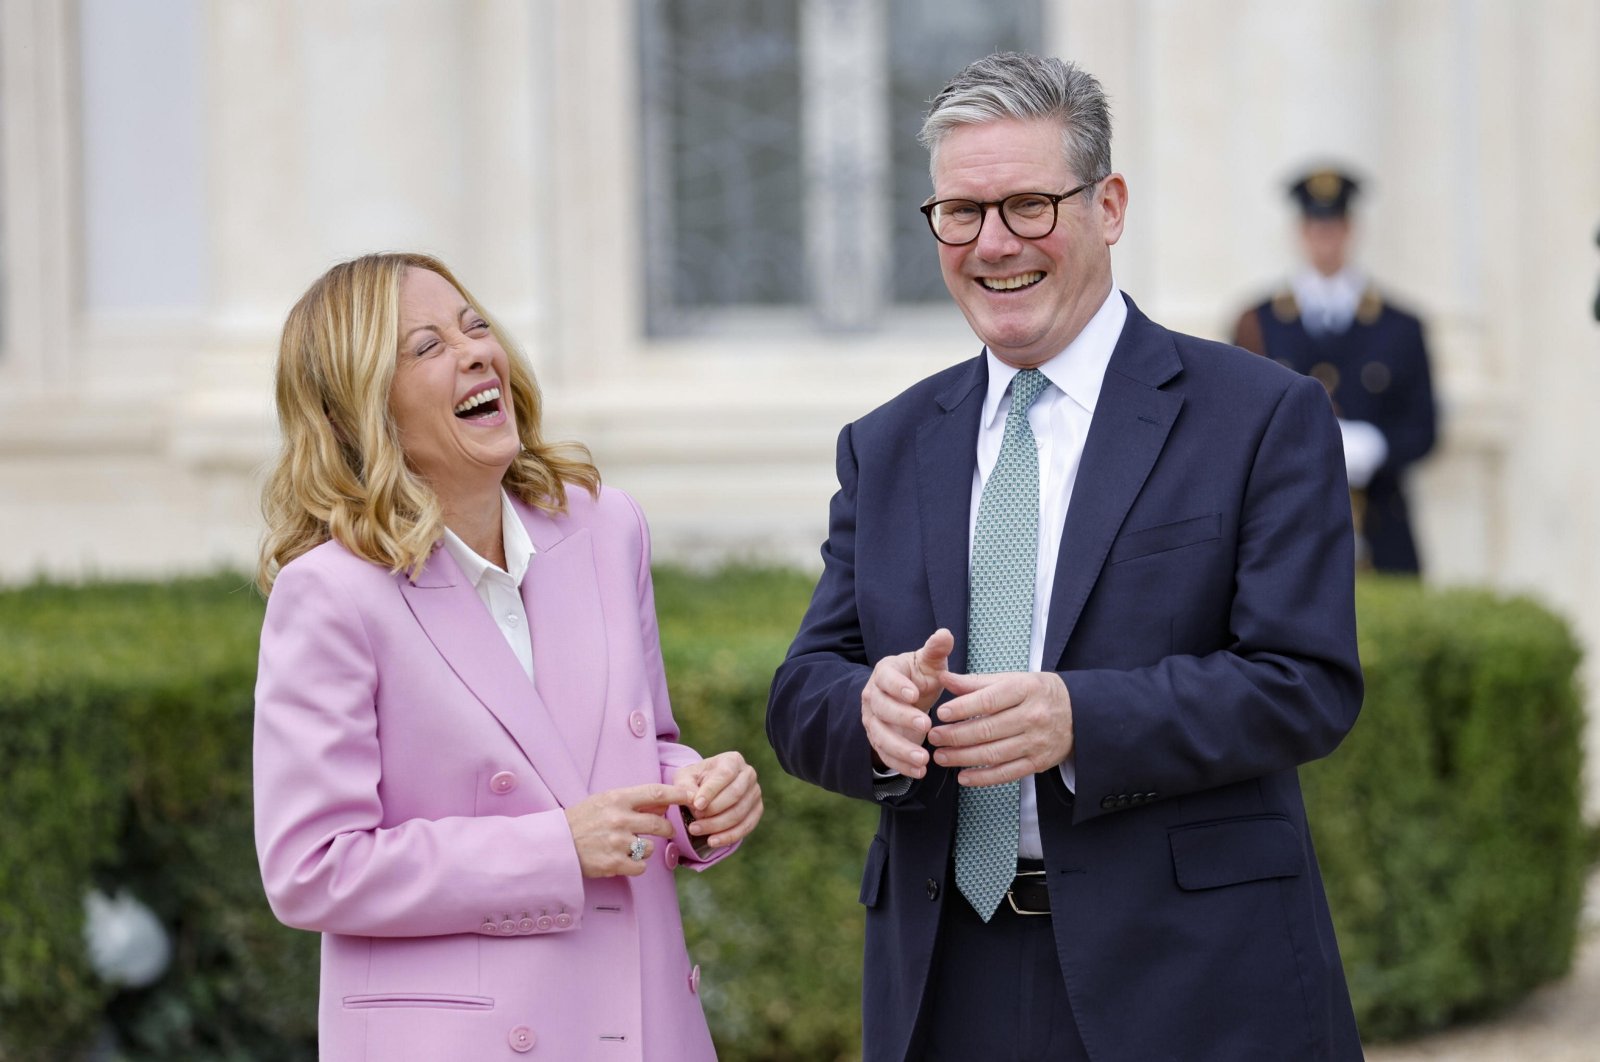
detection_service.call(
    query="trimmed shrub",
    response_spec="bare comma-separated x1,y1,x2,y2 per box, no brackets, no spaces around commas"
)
1303,576,1590,1039
0,570,1588,1060
0,576,315,1062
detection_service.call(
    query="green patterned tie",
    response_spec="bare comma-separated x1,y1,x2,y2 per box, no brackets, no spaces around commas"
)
955,367,1049,921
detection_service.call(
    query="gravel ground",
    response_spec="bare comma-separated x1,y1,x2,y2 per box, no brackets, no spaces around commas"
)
1364,869,1600,1061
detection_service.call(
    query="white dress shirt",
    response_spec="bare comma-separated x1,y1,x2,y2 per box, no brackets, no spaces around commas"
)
873,286,1127,854
970,286,1125,858
440,490,537,681
1290,266,1364,337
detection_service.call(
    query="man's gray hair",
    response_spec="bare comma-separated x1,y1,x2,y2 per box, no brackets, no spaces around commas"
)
918,52,1112,185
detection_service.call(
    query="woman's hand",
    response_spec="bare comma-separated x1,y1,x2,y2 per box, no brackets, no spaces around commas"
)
673,752,763,850
564,783,692,878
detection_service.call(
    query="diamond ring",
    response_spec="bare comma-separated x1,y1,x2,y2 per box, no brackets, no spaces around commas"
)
628,836,649,862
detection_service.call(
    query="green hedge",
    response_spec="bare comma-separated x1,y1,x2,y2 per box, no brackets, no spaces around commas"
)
0,576,314,1062
1302,576,1590,1040
0,570,1588,1060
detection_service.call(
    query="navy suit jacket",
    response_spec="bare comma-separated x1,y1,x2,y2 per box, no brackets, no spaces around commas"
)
767,297,1365,1062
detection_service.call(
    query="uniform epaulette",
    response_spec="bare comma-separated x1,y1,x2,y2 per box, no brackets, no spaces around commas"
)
1356,286,1384,325
1270,289,1300,323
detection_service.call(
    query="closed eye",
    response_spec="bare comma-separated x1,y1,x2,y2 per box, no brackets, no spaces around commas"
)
1007,194,1052,217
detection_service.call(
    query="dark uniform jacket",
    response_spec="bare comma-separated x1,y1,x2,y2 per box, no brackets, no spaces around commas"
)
1234,287,1436,573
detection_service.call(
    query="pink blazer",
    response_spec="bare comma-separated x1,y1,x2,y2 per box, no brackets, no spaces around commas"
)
254,487,734,1061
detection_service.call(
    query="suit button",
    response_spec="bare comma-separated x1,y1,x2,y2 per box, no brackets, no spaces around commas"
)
499,918,517,935
536,914,554,932
663,841,681,869
688,964,701,994
1100,795,1116,810
489,771,517,795
926,879,940,900
628,710,648,738
517,916,536,934
480,919,498,935
508,1025,536,1052
555,912,573,929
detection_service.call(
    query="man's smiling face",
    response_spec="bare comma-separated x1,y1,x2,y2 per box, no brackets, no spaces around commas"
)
932,117,1126,368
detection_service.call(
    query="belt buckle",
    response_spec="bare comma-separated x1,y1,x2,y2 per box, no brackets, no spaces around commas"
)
1005,869,1049,916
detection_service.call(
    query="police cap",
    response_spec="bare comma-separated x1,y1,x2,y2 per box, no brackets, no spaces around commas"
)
1289,167,1361,219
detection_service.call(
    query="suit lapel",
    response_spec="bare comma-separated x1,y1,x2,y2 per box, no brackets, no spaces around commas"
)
916,356,986,669
518,509,609,788
1041,300,1184,669
399,532,590,809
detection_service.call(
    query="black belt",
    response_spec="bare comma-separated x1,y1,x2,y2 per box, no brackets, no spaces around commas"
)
1006,859,1050,916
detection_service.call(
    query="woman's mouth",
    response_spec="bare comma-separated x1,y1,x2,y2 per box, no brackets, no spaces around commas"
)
454,386,502,420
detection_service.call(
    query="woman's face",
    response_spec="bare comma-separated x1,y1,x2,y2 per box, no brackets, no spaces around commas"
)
388,267,520,496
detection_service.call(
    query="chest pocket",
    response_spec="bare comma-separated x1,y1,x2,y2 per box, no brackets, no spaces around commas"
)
1109,513,1220,565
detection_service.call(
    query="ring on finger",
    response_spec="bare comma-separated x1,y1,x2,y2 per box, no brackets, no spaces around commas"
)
628,836,649,862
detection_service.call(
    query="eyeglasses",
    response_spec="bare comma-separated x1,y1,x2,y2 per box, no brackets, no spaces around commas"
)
919,179,1102,246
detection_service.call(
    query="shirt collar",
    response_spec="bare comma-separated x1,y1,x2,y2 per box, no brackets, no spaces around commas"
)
981,284,1127,429
440,489,535,587
1291,266,1365,313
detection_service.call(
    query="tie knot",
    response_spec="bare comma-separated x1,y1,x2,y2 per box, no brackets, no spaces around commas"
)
1008,369,1049,414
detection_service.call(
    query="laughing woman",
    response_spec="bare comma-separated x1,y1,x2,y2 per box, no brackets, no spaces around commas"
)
253,252,762,1061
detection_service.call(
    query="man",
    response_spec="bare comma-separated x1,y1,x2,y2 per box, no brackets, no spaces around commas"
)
767,53,1364,1061
1233,167,1437,573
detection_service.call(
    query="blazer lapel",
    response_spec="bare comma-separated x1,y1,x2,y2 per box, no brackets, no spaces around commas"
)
518,509,609,788
1041,299,1184,668
916,355,986,670
399,540,590,809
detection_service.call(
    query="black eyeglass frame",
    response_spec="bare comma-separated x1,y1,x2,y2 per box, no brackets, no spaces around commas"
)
919,178,1103,247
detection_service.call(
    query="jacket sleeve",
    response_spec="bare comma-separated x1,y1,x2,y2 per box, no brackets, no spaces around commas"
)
615,490,738,870
1375,313,1437,471
253,560,588,938
766,422,902,804
1067,374,1364,822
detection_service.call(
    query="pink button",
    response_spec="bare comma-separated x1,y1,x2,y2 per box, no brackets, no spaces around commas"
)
555,912,573,929
480,920,498,935
508,1025,535,1052
489,771,517,795
499,919,517,935
628,710,648,738
688,964,701,994
536,914,554,931
663,841,681,869
517,917,536,934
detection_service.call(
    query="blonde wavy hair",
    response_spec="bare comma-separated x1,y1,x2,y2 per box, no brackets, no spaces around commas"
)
257,252,599,593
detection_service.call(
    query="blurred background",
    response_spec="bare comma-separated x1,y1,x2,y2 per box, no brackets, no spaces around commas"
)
1,0,1596,785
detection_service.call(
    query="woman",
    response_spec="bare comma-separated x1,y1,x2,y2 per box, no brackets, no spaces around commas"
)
253,252,762,1061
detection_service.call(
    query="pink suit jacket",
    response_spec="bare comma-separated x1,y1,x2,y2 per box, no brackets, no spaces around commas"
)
254,486,733,1061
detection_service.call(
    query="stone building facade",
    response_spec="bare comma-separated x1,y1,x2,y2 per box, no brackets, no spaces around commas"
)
3,1,1597,802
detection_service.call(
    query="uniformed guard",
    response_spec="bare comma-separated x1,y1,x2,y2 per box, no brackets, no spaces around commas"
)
1233,166,1437,574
